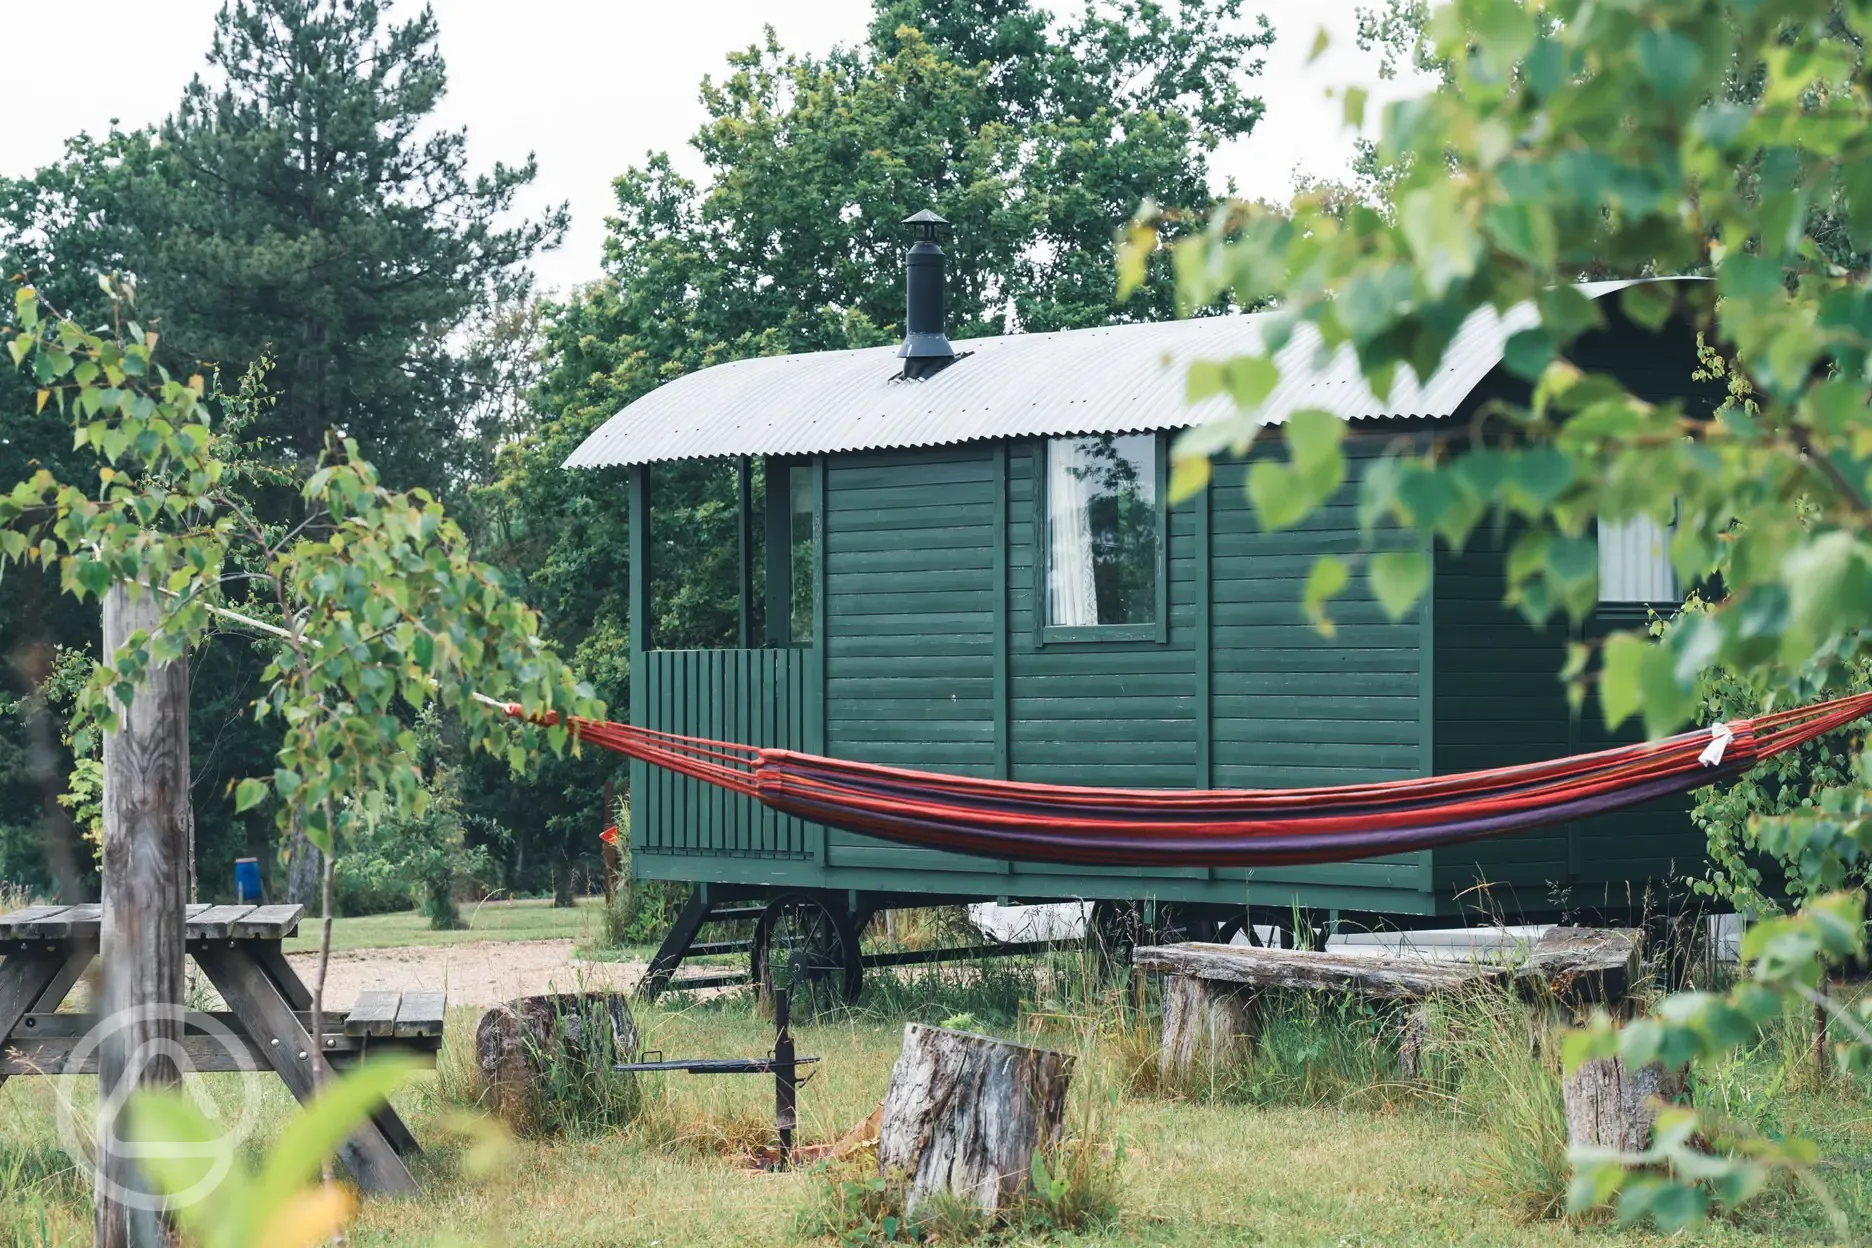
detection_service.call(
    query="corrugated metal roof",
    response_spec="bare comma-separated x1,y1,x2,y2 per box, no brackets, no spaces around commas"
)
565,279,1664,469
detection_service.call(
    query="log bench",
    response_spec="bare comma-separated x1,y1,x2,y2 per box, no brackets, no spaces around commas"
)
0,903,444,1193
1133,926,1644,1082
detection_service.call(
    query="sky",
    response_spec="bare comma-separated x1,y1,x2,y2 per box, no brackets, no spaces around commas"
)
0,0,1432,296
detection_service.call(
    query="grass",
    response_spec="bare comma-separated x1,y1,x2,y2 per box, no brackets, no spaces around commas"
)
281,896,614,954
4,939,1867,1245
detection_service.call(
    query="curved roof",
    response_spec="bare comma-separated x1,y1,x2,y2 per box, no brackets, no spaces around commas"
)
565,279,1665,469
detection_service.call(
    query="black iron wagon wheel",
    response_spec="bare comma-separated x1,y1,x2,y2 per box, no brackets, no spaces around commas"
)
1215,915,1293,948
752,892,863,1015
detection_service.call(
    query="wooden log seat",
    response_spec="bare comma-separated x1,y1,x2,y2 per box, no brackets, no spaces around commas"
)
1134,926,1646,1082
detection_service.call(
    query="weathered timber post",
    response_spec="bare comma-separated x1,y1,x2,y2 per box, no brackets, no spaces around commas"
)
877,1024,1074,1220
1159,974,1254,1083
1563,1057,1687,1153
96,584,192,1247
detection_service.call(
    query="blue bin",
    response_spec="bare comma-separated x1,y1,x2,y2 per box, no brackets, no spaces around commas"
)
234,857,263,904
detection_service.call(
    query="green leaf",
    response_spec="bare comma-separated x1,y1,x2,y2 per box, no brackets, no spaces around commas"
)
1369,550,1430,620
234,778,268,813
1502,329,1554,380
1342,85,1367,128
1399,184,1480,297
1286,408,1344,478
1246,463,1309,531
1303,555,1349,637
1599,632,1649,730
1223,355,1280,412
127,1090,247,1236
1636,28,1705,100
253,1057,422,1222
1620,282,1676,331
1168,455,1210,503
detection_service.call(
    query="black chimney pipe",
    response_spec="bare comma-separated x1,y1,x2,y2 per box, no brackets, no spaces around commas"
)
898,208,955,379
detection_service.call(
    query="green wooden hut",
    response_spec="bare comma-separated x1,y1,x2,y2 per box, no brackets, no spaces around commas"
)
568,236,1712,1001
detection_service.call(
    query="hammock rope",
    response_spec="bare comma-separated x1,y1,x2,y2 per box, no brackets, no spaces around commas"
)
514,692,1872,869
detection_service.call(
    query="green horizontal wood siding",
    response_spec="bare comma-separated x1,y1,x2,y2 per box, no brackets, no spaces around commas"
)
1429,539,1702,904
1204,442,1427,891
1006,442,1199,788
821,448,999,873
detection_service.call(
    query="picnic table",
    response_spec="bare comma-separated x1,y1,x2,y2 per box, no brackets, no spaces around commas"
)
0,902,445,1194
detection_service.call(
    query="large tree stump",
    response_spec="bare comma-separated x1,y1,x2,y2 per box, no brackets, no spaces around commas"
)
1159,974,1254,1082
475,993,638,1135
1563,1057,1686,1152
877,1025,1074,1219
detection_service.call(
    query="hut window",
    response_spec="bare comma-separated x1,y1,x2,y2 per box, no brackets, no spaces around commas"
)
1045,433,1161,635
788,463,817,642
1598,514,1678,604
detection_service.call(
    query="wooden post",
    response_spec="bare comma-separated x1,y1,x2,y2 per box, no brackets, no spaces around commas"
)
96,583,192,1247
1563,1058,1686,1152
877,1024,1074,1219
736,454,753,649
1814,987,1832,1082
1159,974,1254,1083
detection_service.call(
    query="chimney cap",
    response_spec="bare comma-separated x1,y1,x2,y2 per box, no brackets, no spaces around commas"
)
903,208,949,240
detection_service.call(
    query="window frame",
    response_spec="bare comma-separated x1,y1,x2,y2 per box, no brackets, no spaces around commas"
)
1031,431,1170,647
1594,509,1681,616
764,455,822,648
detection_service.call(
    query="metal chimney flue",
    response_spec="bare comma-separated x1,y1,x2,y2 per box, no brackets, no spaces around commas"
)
898,208,955,380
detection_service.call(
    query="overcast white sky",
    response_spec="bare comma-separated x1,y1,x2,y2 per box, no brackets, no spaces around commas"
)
1,0,1430,296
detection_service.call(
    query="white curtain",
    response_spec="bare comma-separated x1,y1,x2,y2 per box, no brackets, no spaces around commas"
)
1598,514,1678,603
1048,439,1099,626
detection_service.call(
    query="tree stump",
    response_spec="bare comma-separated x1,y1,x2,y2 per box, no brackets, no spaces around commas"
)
475,993,638,1134
1563,1057,1686,1152
1159,974,1254,1082
877,1024,1074,1219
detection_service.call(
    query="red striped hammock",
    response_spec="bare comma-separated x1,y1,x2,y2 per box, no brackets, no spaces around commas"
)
511,693,1872,869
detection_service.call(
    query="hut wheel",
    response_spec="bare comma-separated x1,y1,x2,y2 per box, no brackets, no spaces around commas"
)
751,892,862,1015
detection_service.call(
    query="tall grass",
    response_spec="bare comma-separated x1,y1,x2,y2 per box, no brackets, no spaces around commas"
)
0,880,32,915
1424,987,1574,1219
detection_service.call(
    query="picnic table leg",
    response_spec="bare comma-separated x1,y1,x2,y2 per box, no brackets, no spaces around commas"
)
193,944,418,1194
246,940,425,1158
250,941,313,1010
0,948,93,1092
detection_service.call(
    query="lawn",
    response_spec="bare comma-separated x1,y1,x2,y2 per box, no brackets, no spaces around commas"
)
280,896,611,954
3,957,1868,1247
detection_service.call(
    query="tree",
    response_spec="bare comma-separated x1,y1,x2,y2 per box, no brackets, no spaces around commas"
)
2,273,598,1223
0,0,564,905
1137,0,1872,1228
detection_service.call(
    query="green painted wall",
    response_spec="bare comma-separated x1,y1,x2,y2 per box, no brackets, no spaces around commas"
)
1430,534,1576,902
630,419,1696,919
820,448,999,877
1429,540,1704,912
1206,442,1431,899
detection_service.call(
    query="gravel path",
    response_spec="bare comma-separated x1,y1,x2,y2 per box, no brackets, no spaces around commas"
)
283,940,645,1008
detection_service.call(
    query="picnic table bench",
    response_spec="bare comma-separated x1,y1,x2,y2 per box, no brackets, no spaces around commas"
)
1132,926,1643,1080
0,902,445,1194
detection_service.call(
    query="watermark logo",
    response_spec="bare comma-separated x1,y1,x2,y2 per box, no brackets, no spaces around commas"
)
52,1004,266,1213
